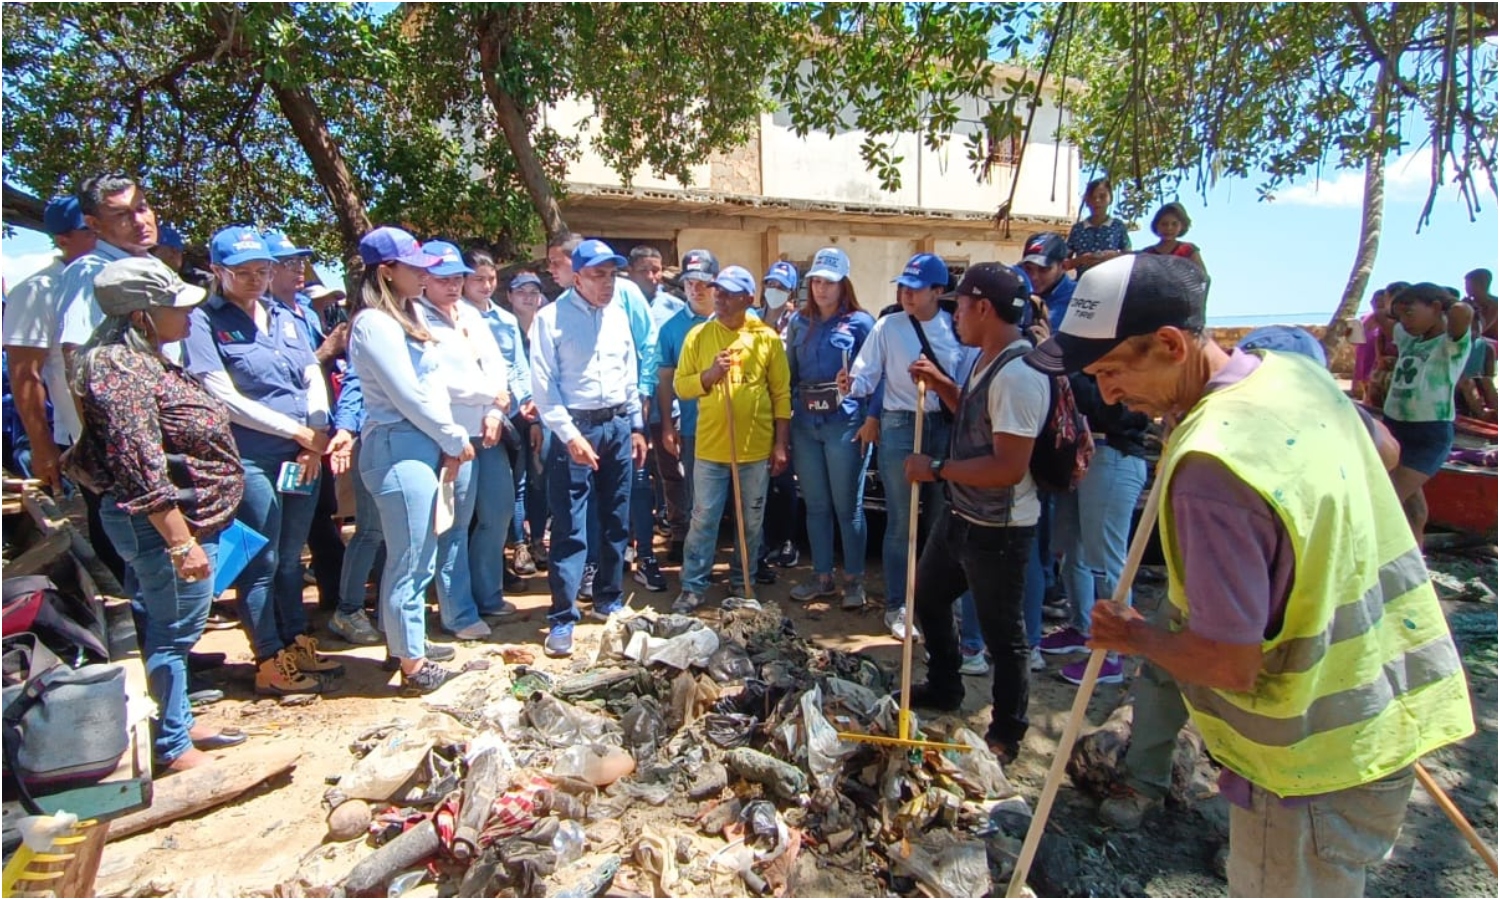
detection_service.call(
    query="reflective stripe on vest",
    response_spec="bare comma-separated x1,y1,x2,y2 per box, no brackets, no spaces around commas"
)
1159,350,1474,797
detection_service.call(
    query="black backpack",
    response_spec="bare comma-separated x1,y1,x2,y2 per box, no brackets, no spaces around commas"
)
995,344,1094,493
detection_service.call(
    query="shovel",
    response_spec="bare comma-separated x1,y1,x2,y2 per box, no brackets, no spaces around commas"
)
836,380,967,753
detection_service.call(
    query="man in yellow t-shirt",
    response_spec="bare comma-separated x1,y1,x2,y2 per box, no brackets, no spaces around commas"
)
670,266,791,612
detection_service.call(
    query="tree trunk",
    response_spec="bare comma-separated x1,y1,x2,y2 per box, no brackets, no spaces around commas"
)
475,12,569,241
270,82,374,271
1322,11,1400,360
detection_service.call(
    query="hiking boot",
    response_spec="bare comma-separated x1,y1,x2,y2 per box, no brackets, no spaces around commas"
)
531,540,549,569
841,579,867,610
511,542,538,576
401,660,453,696
450,620,492,641
633,555,668,592
790,575,838,602
255,650,322,696
544,625,574,658
577,563,597,603
328,610,381,645
672,591,705,614
289,634,345,676
1039,625,1089,655
1061,655,1125,685
1098,786,1161,831
895,681,963,713
885,608,921,641
960,651,991,676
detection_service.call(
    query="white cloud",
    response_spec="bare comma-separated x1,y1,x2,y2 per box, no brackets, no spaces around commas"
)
2,250,59,289
1272,147,1465,208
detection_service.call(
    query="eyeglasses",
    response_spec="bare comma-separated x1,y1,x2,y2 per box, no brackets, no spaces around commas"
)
273,259,305,271
223,266,272,282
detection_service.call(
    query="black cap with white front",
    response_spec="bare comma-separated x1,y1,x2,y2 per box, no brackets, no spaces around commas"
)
943,262,1030,320
1027,254,1208,374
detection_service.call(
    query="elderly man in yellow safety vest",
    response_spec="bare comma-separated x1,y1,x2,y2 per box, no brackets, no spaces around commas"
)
1026,253,1475,898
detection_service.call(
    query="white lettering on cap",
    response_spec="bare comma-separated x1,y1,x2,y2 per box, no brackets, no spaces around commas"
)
234,238,260,251
1059,255,1133,340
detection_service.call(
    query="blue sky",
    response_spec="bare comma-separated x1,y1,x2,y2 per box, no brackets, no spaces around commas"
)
4,145,1495,324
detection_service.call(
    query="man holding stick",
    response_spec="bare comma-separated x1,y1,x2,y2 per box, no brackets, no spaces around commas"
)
1026,253,1475,897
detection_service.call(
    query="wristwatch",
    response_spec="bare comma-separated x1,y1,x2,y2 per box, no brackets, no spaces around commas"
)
929,458,947,481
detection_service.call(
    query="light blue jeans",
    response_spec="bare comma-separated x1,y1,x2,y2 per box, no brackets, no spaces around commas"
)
876,410,950,612
1052,445,1148,633
791,415,869,577
337,440,385,617
236,452,319,660
432,437,481,632
469,439,515,613
681,459,770,596
360,421,442,660
98,500,219,764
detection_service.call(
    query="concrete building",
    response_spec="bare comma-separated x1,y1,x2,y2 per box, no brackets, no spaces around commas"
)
549,68,1082,302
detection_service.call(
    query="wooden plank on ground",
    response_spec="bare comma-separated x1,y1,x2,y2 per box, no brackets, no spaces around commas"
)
106,748,302,842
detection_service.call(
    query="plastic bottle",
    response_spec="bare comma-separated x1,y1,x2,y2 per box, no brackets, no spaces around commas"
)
552,819,587,867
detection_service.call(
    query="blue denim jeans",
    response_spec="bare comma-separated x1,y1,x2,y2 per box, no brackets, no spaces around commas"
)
876,410,950,612
338,440,385,617
547,415,632,626
680,432,698,515
360,421,443,660
681,459,769,596
98,500,219,764
432,441,479,632
791,415,869,577
469,438,514,612
236,452,319,660
1052,445,1148,633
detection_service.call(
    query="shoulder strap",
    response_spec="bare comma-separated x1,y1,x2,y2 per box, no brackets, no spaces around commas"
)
907,315,952,382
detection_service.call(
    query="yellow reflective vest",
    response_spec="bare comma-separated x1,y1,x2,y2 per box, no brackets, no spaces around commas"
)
1159,350,1474,797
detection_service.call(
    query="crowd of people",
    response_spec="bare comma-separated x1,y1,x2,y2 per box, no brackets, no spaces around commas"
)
1,171,1485,897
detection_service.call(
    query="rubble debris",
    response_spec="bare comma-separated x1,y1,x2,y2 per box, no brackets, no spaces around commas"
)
1068,701,1218,806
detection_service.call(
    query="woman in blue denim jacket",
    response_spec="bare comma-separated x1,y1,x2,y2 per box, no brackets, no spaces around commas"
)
785,247,874,608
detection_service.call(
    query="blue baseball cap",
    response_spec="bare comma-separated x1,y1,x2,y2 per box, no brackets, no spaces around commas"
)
681,249,720,282
263,229,312,259
712,266,756,296
157,224,186,250
571,238,627,271
509,273,543,291
421,240,474,276
806,247,850,283
1021,233,1069,268
764,261,798,292
43,197,87,236
894,253,949,290
358,226,441,268
209,226,275,267
1238,325,1328,367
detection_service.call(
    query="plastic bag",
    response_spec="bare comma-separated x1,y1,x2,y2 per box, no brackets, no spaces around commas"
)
624,625,720,670
341,715,469,801
525,692,619,747
551,744,636,787
706,641,755,683
800,686,856,792
887,834,991,898
704,713,757,748
825,677,882,719
947,727,1012,800
620,696,665,754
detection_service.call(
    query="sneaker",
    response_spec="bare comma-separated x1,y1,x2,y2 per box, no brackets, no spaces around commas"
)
1061,655,1124,685
623,545,637,569
895,682,963,713
512,542,538,576
380,643,456,673
633,555,668,592
504,570,528,593
204,602,239,630
1039,625,1090,655
255,650,322,696
578,563,597,602
589,602,624,622
1042,598,1071,622
450,620,492,641
666,541,685,566
841,579,867,610
400,660,453,696
1098,786,1161,831
531,540,549,569
544,625,574,658
771,540,800,568
885,608,921,641
289,634,345,675
329,610,381,645
672,591,705,613
753,560,777,585
1029,646,1046,671
481,600,519,623
960,651,991,676
790,575,838,602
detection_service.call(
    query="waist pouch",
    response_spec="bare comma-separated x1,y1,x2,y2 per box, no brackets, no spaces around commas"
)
800,383,840,415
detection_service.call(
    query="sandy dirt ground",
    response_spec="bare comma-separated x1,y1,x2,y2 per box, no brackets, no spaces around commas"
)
93,533,1497,898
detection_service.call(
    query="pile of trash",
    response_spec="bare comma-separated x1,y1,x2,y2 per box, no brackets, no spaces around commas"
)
317,603,1030,898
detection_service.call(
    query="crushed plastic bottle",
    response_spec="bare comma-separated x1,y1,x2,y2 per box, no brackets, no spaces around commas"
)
552,820,587,867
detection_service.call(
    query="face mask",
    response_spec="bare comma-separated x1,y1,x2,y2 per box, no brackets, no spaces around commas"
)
764,287,790,309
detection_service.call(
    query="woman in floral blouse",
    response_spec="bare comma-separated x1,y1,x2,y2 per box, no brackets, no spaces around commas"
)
67,257,247,772
1065,178,1131,275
